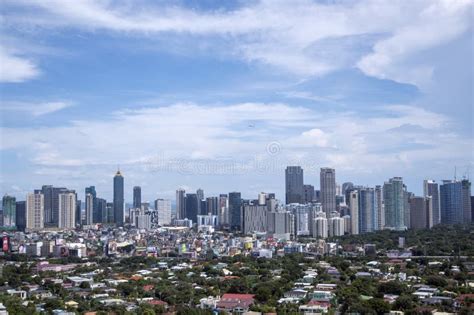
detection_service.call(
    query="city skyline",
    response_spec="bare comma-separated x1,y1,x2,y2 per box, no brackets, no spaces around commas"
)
0,1,472,201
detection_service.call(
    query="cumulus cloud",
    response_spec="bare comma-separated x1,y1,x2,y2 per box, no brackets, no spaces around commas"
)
2,0,472,84
0,49,40,82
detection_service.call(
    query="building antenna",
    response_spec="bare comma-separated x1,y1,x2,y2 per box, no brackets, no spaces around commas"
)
454,166,457,181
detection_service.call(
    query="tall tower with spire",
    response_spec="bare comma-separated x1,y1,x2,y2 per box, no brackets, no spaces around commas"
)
113,169,124,226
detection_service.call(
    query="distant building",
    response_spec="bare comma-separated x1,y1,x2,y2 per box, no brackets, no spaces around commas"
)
312,215,328,239
228,192,242,231
218,194,228,226
328,216,344,237
206,197,218,215
440,180,463,224
285,166,304,204
461,179,472,223
2,195,16,229
242,205,267,234
26,192,44,230
155,199,171,225
133,186,141,209
185,193,199,223
97,198,107,224
320,168,336,215
15,201,26,231
375,185,384,230
303,184,315,204
113,170,124,226
409,196,432,229
85,192,94,226
348,190,359,235
176,189,186,220
383,177,406,230
424,180,440,225
58,192,76,229
359,187,375,233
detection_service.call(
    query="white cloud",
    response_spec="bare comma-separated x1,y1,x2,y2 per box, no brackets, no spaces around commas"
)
1,101,73,116
3,0,472,84
0,49,40,82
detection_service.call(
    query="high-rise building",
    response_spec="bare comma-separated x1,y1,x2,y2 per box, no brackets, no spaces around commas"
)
26,192,44,230
196,188,204,201
58,192,76,229
359,188,375,233
348,190,359,235
303,184,315,204
176,189,186,220
342,182,354,197
133,186,141,209
75,199,82,226
423,180,440,225
403,187,413,228
15,201,26,231
285,166,304,204
85,193,94,225
155,199,171,225
409,196,432,229
440,180,463,224
2,195,16,229
320,168,336,215
375,185,384,230
206,197,219,215
312,216,328,239
218,194,229,226
461,179,472,223
106,202,114,223
113,169,124,226
38,185,69,227
383,177,406,230
185,193,199,223
328,216,345,237
228,192,242,231
242,205,267,234
97,198,107,223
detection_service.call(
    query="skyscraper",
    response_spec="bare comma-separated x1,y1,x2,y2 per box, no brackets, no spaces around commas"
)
348,190,359,235
423,180,440,225
206,197,219,215
303,184,315,204
461,179,472,223
184,193,198,223
58,192,76,229
155,199,171,225
26,192,44,230
285,166,304,204
440,180,463,224
176,189,186,220
409,196,432,229
228,192,242,231
75,199,82,226
133,186,141,209
359,187,375,233
320,167,336,215
85,186,96,226
2,195,16,229
218,194,229,226
113,169,124,226
383,177,406,230
15,201,26,231
39,185,69,227
375,185,384,230
97,198,107,224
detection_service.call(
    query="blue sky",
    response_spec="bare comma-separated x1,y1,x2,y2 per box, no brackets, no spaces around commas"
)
0,0,473,203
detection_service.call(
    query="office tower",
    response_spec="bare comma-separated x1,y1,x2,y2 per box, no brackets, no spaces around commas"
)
312,216,328,238
374,185,384,230
342,182,354,196
176,189,186,220
15,201,26,231
155,199,171,225
267,210,294,239
106,202,114,223
26,192,44,230
409,196,432,229
461,179,472,223
320,168,336,215
303,185,315,204
196,188,204,214
113,169,124,226
328,216,345,237
290,204,310,236
314,190,321,203
471,196,474,223
228,192,242,231
359,188,375,233
348,190,359,235
38,185,69,227
258,193,267,206
383,177,406,230
133,186,141,209
440,180,463,224
58,192,76,229
206,197,219,215
196,188,204,201
342,215,351,234
97,198,107,223
75,200,82,226
403,187,412,228
85,193,94,225
218,194,229,226
285,166,304,204
2,195,16,228
423,180,440,225
185,193,199,223
242,205,267,234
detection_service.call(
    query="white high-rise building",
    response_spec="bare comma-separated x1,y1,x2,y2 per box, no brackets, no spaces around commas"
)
375,185,384,230
312,216,328,239
328,216,345,237
26,193,44,230
218,194,229,226
155,199,172,225
58,192,76,229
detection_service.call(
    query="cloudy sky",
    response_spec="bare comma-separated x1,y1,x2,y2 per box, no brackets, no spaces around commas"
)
0,0,473,203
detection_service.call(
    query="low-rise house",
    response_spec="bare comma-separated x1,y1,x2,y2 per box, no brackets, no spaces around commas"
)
216,293,255,313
